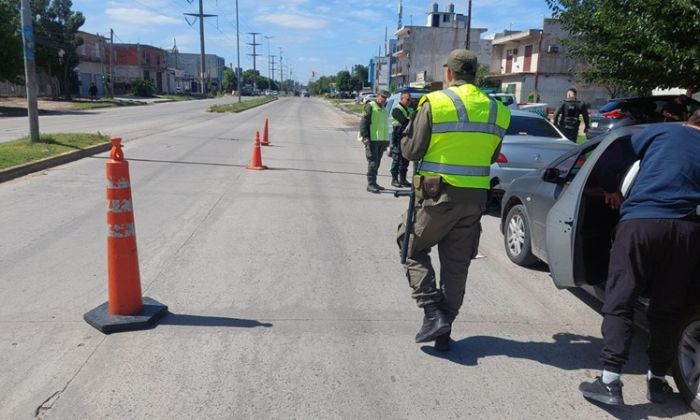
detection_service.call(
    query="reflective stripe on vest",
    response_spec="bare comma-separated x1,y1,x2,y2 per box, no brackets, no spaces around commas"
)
418,84,510,189
369,101,390,141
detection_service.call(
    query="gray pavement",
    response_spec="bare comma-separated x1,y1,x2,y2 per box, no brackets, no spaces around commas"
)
0,97,694,419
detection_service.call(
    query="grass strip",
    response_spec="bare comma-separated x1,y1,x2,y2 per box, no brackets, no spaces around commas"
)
158,95,196,102
0,133,110,170
72,98,146,110
342,103,366,115
208,96,277,113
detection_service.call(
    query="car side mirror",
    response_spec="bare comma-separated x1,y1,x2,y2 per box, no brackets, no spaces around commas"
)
543,167,562,183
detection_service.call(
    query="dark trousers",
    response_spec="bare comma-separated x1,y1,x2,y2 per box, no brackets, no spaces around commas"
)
390,127,409,176
601,218,700,374
561,127,579,142
365,141,388,185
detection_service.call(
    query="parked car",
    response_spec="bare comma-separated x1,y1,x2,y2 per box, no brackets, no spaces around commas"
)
489,92,518,109
490,110,577,203
586,95,700,139
499,125,700,413
384,88,432,113
362,94,377,104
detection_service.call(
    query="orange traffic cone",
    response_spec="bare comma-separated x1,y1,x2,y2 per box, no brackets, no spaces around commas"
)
261,118,270,146
84,137,167,334
246,131,267,170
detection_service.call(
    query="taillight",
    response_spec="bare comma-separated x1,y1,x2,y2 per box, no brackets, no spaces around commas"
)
602,110,626,119
496,153,508,163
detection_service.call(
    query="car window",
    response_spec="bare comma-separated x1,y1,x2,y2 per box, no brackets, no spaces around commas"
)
506,115,561,138
598,100,622,113
555,142,600,180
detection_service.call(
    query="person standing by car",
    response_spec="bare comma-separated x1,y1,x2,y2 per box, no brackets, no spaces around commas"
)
579,110,700,406
398,49,510,351
554,88,590,142
389,91,414,188
360,90,391,193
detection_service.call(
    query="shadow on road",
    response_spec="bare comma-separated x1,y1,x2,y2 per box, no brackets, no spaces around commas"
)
420,332,646,374
160,312,273,328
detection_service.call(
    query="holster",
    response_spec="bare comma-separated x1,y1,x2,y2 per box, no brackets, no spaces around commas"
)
413,175,443,200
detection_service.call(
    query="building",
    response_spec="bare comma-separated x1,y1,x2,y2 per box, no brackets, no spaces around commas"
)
391,2,490,89
111,43,173,94
75,31,109,97
166,42,226,93
486,18,610,108
368,56,390,93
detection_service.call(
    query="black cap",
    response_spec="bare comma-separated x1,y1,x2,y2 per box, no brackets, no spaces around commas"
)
443,49,478,75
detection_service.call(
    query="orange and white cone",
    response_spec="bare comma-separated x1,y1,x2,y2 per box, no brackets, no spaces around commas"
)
246,131,267,170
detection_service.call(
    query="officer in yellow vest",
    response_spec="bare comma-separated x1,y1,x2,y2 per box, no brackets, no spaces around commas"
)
398,49,511,351
360,90,391,193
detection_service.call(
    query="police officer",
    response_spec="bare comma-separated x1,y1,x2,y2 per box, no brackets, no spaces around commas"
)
360,90,391,193
553,87,590,142
579,110,700,406
398,49,510,351
389,91,414,188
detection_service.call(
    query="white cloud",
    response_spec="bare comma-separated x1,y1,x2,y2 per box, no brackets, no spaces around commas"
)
106,7,180,25
256,13,328,30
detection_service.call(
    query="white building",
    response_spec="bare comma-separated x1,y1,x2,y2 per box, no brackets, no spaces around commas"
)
392,3,490,89
487,18,610,108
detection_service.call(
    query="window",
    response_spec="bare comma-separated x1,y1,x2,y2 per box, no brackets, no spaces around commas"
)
95,43,101,58
506,115,561,138
442,14,450,23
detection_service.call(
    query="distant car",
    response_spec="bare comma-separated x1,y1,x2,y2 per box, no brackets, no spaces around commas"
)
362,94,377,104
489,110,577,202
489,93,518,109
384,88,431,113
586,95,700,139
499,125,700,413
303,91,310,97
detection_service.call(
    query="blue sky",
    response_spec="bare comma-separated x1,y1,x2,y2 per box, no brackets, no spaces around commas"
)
74,0,553,83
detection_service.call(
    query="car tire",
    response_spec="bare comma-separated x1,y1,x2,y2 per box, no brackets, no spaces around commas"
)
503,204,539,266
673,308,700,414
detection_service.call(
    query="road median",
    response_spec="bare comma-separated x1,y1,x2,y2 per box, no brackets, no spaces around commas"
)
208,96,277,113
0,133,111,183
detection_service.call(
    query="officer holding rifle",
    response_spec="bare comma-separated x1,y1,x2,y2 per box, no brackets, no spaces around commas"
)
396,49,510,351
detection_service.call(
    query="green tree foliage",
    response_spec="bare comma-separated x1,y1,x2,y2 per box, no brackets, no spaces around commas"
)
352,64,368,87
131,79,155,97
308,75,334,95
0,0,23,83
221,67,236,92
546,0,700,94
335,70,352,92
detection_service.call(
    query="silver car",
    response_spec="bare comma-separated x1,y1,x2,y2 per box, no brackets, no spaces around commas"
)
490,110,577,202
500,125,700,413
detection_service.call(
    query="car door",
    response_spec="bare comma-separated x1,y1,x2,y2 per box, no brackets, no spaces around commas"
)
545,133,622,288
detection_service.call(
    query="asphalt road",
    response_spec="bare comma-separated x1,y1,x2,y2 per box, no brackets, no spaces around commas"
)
0,97,694,419
0,95,256,143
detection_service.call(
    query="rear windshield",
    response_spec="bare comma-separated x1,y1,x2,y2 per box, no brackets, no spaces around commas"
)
506,115,561,138
598,100,623,113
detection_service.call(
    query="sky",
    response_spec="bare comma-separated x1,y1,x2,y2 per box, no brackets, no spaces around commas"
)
74,0,554,83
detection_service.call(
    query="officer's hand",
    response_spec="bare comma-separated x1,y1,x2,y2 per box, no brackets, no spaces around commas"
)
604,191,623,210
362,138,370,145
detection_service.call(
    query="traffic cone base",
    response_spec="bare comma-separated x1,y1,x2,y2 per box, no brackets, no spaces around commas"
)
84,296,168,334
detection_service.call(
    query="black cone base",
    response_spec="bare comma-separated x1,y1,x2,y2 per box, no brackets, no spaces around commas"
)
84,296,168,334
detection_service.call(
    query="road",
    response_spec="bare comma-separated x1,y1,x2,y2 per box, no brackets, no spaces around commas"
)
0,97,693,419
0,95,256,143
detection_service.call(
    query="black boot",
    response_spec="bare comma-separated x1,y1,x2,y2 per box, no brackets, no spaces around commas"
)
367,184,380,193
391,173,401,188
434,331,451,352
399,172,412,188
415,304,451,343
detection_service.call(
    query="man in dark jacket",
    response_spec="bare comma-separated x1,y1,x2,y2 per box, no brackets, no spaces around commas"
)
554,88,590,142
579,110,700,406
389,91,414,188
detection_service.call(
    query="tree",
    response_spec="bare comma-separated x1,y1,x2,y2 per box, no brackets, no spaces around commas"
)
546,0,700,94
352,64,368,87
0,0,23,83
221,67,236,92
335,70,352,92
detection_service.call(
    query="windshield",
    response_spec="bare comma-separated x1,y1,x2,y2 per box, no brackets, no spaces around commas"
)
506,115,562,138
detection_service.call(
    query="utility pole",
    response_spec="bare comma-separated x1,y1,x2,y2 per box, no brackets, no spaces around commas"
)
270,55,276,90
20,0,39,142
264,35,274,90
278,48,283,93
235,0,241,103
247,32,261,92
465,0,472,49
109,28,115,97
185,0,216,95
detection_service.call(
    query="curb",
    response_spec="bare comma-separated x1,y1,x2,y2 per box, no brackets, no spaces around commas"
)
0,142,111,183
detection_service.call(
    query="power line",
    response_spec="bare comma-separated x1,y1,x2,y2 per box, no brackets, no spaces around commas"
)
184,0,217,94
247,32,261,91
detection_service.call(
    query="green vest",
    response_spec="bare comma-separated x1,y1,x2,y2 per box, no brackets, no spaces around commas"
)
369,101,390,141
418,84,510,189
392,103,413,126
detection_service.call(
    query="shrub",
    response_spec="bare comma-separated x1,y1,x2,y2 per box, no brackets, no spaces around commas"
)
131,79,156,97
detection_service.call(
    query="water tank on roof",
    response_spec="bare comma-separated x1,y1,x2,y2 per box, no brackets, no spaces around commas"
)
432,2,439,13
448,3,455,13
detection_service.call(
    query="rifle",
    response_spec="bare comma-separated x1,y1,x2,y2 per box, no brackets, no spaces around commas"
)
395,163,417,264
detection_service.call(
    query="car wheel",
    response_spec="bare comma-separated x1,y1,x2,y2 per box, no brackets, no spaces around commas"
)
673,309,700,413
503,204,539,266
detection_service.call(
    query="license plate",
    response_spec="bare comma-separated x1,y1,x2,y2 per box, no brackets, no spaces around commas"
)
591,122,598,128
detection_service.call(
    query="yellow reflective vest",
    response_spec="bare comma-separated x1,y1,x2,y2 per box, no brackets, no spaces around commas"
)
369,101,390,141
418,84,510,189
